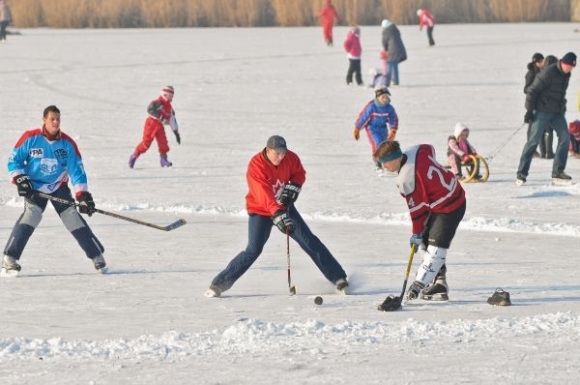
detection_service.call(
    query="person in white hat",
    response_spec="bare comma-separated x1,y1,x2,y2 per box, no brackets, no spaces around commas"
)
416,8,436,46
128,86,181,168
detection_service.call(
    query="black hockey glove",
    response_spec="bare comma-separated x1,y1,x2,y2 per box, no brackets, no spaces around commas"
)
76,191,96,217
272,210,294,235
14,174,34,199
174,131,181,145
524,110,534,123
275,182,302,206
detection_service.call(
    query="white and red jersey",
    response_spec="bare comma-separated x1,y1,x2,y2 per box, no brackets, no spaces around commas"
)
418,9,435,29
397,144,466,234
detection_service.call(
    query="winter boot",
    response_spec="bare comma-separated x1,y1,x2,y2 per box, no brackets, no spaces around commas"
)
160,155,173,168
1,255,22,277
128,153,139,168
487,288,511,306
545,130,554,159
421,265,449,301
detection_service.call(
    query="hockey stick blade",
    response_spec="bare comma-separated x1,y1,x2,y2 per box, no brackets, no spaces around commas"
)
162,218,187,231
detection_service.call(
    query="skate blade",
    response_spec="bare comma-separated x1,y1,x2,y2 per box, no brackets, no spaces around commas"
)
0,268,20,278
552,179,573,186
420,293,449,301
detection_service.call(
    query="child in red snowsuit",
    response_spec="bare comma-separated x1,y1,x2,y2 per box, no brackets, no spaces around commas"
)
129,86,180,168
448,122,479,179
317,0,340,46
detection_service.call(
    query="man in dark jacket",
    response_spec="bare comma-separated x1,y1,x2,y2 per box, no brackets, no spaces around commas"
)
517,52,576,185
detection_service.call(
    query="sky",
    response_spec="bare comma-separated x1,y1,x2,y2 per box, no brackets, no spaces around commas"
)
1,23,580,384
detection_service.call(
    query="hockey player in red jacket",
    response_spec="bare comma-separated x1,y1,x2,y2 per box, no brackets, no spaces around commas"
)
374,140,466,302
205,135,348,297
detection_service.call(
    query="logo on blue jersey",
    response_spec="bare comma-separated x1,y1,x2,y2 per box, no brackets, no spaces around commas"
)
40,158,58,175
29,148,44,157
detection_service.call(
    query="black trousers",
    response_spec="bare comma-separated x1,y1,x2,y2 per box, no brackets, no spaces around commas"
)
346,59,363,85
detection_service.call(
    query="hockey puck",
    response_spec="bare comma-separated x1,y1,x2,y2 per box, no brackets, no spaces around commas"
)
314,296,323,305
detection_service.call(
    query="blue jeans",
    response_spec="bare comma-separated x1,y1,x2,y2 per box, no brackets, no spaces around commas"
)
386,61,399,85
211,205,347,293
517,111,569,177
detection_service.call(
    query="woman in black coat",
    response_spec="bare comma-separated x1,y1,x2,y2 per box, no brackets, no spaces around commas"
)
381,19,407,87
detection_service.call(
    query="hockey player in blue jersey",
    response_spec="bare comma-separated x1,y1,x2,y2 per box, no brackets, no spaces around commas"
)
1,105,107,277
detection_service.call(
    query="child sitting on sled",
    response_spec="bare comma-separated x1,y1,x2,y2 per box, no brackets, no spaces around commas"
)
448,122,481,180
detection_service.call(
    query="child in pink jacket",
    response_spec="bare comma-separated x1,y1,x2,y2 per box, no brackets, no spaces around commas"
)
343,26,363,86
448,122,479,179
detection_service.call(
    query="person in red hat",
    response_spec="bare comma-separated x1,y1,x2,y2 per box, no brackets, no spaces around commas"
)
518,52,576,185
128,86,180,168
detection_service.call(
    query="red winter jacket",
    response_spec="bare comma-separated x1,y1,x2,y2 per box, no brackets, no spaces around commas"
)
245,149,306,217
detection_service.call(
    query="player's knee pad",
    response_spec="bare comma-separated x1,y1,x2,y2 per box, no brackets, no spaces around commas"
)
20,203,43,228
60,206,85,232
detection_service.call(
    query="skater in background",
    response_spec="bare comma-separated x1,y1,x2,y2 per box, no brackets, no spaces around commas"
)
524,53,548,158
381,19,407,87
373,140,466,304
128,86,181,168
568,120,580,158
1,105,106,277
0,0,12,43
343,26,363,86
518,52,576,185
417,8,435,46
353,86,398,172
447,122,480,180
317,0,340,46
204,135,349,298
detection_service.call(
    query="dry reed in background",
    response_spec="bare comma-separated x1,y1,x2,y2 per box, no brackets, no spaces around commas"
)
9,0,571,28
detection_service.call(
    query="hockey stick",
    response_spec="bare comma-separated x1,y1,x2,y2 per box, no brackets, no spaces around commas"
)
377,244,417,312
35,192,186,232
286,226,297,295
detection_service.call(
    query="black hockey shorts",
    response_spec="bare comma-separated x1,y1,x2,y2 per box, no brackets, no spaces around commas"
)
423,201,466,249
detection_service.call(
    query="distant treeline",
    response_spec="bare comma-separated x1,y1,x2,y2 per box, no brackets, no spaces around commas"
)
11,0,571,28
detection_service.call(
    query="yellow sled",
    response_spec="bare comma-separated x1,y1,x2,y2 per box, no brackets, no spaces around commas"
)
459,154,490,183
